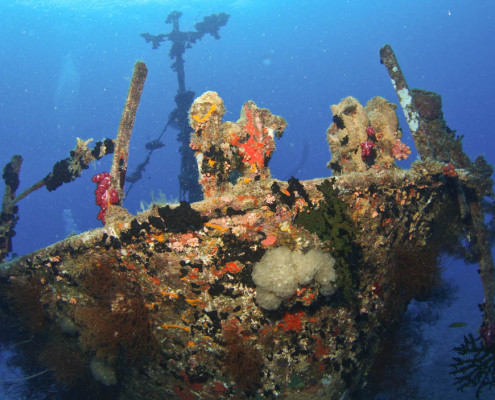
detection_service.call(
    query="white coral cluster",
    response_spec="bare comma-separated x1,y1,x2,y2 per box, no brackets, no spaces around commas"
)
252,247,338,310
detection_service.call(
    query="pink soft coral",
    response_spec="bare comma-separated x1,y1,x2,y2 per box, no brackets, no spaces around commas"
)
392,140,411,161
360,140,375,161
92,172,119,224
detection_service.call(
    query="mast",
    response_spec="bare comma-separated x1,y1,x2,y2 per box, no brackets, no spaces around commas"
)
141,11,229,202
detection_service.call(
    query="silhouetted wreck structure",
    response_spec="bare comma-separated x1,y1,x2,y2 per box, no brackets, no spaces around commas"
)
131,11,229,202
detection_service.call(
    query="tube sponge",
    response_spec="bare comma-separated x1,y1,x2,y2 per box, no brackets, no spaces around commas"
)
252,247,337,310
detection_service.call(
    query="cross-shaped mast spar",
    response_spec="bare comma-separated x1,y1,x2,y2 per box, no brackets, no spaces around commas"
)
138,11,230,203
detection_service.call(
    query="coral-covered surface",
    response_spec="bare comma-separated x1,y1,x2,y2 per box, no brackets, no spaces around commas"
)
327,96,410,174
0,93,488,400
189,91,287,198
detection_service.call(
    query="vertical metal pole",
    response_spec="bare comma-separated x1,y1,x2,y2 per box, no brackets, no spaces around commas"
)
111,61,148,203
379,44,434,160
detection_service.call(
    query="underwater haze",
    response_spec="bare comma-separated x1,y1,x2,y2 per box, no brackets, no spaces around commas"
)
0,0,494,399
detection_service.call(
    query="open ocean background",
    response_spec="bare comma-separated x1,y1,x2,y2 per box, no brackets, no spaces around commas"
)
0,0,494,398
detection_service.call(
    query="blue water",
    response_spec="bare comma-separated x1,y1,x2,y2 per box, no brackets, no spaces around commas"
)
0,0,494,398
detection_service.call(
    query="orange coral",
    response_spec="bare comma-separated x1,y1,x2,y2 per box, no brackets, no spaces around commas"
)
231,104,273,169
278,311,306,332
442,162,458,177
192,103,217,124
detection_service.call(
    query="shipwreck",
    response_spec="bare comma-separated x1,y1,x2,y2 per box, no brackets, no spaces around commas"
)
1,45,494,399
